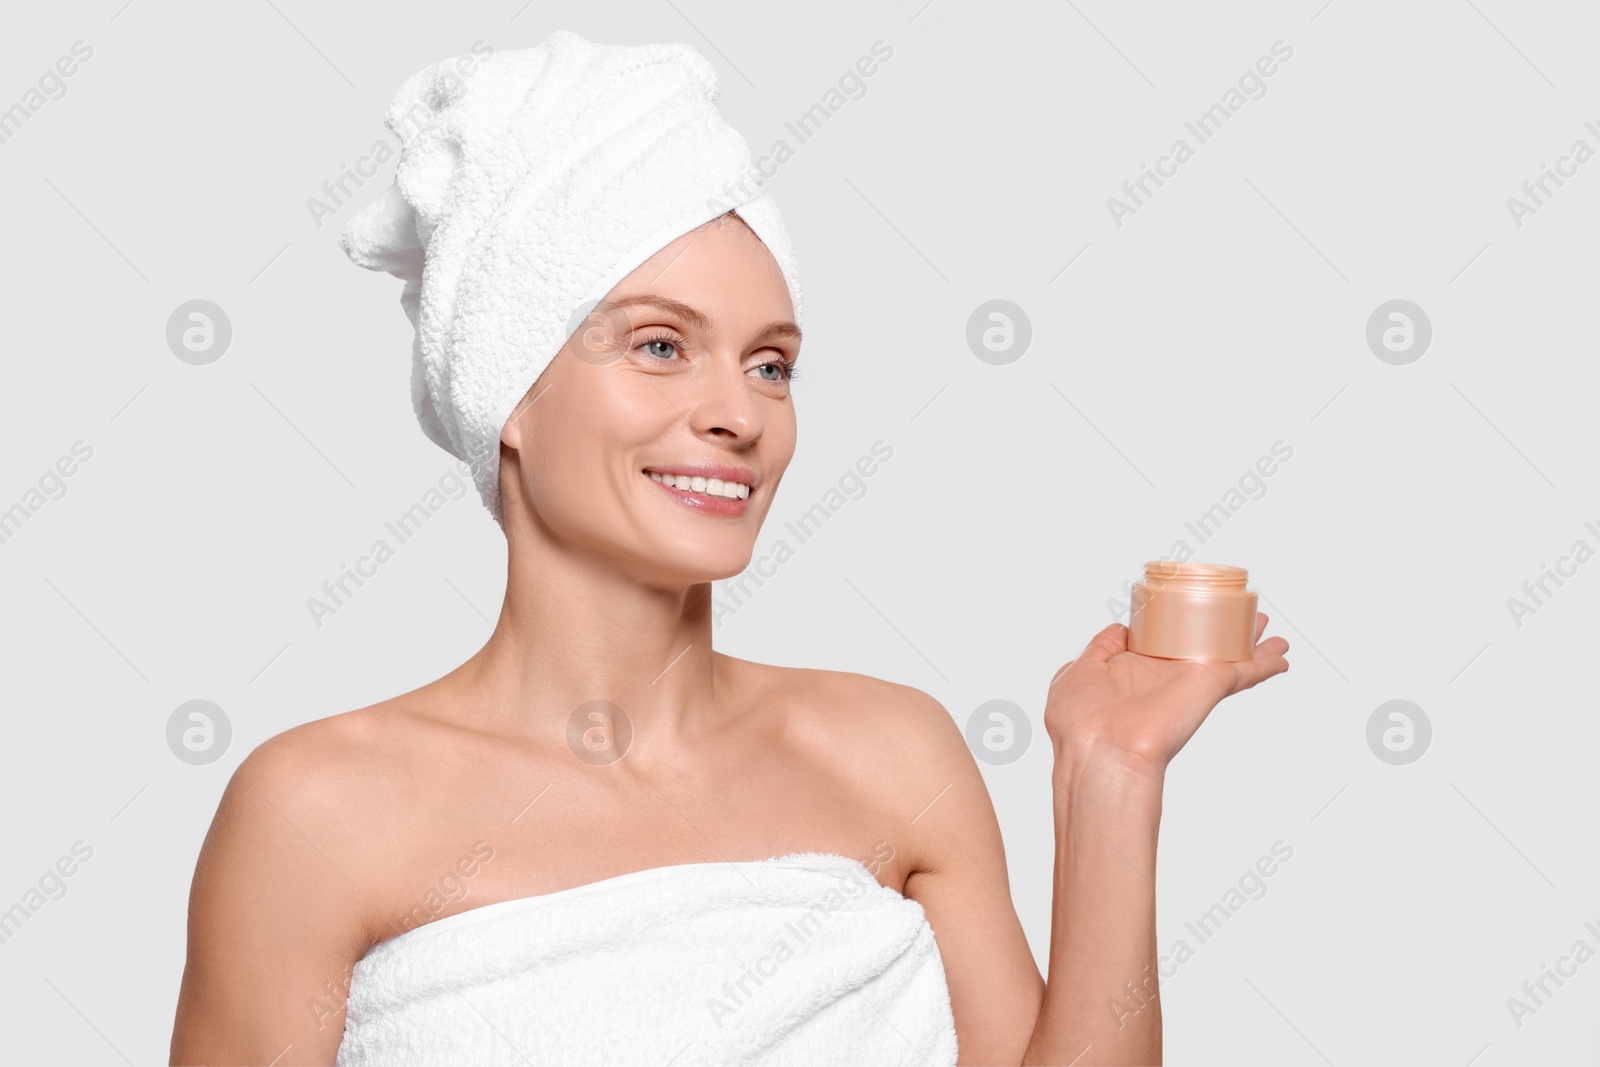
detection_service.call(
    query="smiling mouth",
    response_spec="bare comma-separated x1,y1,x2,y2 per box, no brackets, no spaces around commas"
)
642,470,753,501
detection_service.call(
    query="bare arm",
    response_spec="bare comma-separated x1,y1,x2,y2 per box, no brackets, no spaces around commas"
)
1023,745,1164,1064
896,614,1288,1065
890,691,1047,1064
1022,615,1289,1064
170,732,371,1066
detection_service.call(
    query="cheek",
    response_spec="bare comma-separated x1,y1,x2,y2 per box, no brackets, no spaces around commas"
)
770,405,799,462
526,371,667,487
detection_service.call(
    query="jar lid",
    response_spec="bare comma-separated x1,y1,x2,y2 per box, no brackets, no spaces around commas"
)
1143,561,1249,586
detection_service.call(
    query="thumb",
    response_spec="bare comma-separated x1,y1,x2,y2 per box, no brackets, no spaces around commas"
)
1077,622,1129,665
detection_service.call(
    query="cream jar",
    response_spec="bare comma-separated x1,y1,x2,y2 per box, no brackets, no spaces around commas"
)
1126,562,1258,662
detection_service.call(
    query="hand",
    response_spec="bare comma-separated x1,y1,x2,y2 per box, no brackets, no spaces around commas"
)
1044,613,1289,783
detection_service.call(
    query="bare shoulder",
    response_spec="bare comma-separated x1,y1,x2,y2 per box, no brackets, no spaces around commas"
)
224,701,409,816
184,700,415,946
727,655,965,761
171,705,396,1063
205,709,383,874
724,655,989,875
815,671,995,874
730,661,1043,1063
197,697,445,918
810,667,969,769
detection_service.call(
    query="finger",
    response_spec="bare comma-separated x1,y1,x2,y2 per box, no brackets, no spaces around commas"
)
1077,622,1130,665
1230,652,1288,695
1254,635,1289,657
1254,612,1269,643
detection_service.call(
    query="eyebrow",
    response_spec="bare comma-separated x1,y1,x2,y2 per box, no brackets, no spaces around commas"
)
593,293,802,346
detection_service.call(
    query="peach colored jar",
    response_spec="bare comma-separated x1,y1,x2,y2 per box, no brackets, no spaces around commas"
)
1126,562,1258,662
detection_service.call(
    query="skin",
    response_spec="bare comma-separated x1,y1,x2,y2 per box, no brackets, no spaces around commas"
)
169,212,1289,1066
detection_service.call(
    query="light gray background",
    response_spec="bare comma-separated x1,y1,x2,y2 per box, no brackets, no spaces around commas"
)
2,0,1595,1063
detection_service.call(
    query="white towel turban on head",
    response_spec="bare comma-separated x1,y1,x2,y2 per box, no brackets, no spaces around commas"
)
340,29,804,528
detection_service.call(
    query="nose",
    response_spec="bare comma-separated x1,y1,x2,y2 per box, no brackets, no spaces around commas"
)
682,355,763,441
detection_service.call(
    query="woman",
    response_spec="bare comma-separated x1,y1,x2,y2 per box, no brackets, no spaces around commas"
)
170,31,1288,1066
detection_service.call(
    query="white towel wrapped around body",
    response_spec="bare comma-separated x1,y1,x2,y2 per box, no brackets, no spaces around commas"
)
335,852,958,1066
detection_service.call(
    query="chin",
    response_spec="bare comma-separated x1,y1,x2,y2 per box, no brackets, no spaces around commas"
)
642,545,756,588
690,552,758,585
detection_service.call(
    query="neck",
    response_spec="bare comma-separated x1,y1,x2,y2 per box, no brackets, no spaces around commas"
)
446,515,731,766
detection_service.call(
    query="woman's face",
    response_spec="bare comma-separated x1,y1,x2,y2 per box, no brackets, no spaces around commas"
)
500,213,801,587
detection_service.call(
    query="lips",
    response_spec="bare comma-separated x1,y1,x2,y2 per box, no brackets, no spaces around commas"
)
642,467,754,516
645,470,750,500
641,462,759,492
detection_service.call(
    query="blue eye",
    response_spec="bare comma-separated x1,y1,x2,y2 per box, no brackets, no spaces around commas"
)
635,332,800,384
638,333,684,360
756,360,800,382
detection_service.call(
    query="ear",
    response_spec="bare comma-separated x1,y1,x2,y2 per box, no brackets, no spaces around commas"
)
500,363,557,451
501,409,524,451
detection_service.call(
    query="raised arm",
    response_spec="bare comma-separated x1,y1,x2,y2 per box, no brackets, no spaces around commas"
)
1023,616,1288,1064
896,614,1287,1065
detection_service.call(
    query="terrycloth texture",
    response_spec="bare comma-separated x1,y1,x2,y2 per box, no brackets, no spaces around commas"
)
340,29,805,528
335,852,957,1066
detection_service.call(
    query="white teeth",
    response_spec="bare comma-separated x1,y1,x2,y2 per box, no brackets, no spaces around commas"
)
647,471,751,500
